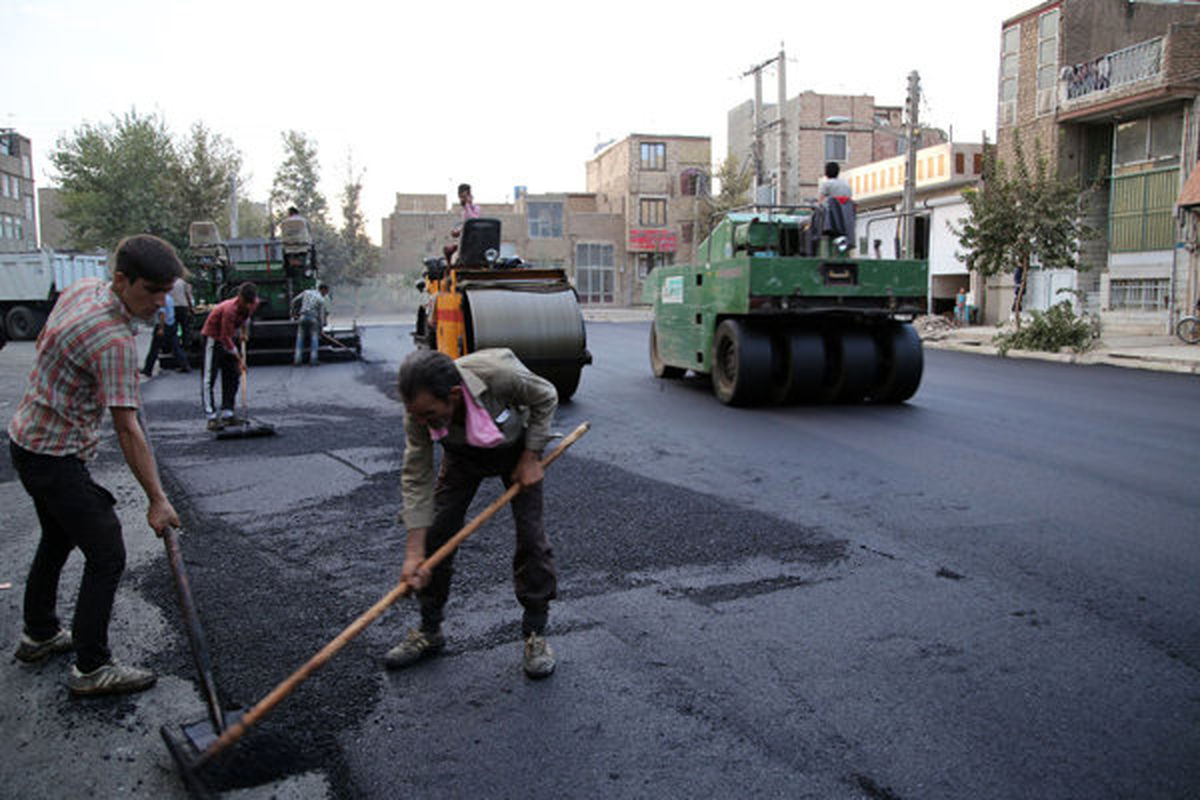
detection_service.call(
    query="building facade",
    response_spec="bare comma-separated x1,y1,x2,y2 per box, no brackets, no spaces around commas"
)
0,130,37,253
996,0,1200,331
381,190,630,305
844,141,986,314
585,133,711,303
728,91,945,207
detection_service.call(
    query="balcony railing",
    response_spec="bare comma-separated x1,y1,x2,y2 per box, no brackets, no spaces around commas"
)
1061,37,1162,103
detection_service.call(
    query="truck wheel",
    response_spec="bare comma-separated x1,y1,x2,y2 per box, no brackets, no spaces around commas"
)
821,329,876,403
5,306,46,340
870,324,923,404
770,330,825,404
650,325,685,379
711,319,772,406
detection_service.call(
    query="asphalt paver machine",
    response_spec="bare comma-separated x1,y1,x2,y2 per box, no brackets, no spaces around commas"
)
180,220,361,365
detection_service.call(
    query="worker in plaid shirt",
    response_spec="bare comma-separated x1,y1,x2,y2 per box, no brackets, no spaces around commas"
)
8,234,184,697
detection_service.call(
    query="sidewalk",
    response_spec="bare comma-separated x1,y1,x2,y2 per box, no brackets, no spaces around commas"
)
921,322,1200,375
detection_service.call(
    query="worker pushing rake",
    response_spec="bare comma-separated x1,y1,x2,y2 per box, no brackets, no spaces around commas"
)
163,347,587,794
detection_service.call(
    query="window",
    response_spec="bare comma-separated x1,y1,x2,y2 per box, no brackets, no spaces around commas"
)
527,202,563,238
639,198,667,226
681,222,694,244
640,142,666,171
824,133,847,162
636,252,673,279
974,153,983,174
680,168,707,196
575,243,615,304
1116,110,1182,167
999,26,1020,126
21,155,31,179
24,196,33,219
955,152,965,174
1036,9,1059,115
1109,279,1168,311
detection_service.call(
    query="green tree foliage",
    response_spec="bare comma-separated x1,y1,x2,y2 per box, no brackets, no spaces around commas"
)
49,110,245,251
177,122,242,231
698,155,752,240
954,133,1097,329
50,110,184,250
337,161,381,283
270,130,327,225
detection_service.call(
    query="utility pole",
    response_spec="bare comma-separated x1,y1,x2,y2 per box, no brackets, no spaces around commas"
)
743,47,786,205
228,175,239,239
777,44,788,206
902,70,921,260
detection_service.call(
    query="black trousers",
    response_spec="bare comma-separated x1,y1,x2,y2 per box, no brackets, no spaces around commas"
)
143,323,189,375
418,443,557,636
202,338,240,415
9,442,125,673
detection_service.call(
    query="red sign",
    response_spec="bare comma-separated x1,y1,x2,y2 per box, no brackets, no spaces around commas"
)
629,229,677,252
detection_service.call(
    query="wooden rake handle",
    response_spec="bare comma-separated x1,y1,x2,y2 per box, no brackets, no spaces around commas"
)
196,420,591,765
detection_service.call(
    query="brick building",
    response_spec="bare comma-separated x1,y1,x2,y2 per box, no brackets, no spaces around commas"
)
995,0,1200,331
381,190,629,305
585,134,711,303
727,91,945,206
0,130,37,253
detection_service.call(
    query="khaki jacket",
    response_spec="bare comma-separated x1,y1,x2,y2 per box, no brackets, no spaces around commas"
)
400,348,557,529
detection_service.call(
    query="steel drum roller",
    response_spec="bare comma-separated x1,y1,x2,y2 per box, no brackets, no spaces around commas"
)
464,287,588,399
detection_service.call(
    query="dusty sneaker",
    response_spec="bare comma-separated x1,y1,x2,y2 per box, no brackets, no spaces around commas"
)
522,633,555,679
14,629,73,663
68,661,157,697
206,417,224,432
384,628,445,670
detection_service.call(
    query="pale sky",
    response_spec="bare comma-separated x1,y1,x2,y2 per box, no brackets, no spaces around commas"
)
8,0,1034,244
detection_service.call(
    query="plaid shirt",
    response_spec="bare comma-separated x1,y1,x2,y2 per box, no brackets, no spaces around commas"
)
200,296,258,354
7,278,141,460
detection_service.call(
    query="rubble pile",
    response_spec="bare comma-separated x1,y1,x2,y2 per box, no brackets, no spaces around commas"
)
913,315,956,341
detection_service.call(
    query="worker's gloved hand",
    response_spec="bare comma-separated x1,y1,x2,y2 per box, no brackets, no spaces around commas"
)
401,556,430,590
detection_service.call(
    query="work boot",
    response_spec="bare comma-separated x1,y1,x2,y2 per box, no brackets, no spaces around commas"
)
68,661,157,697
14,629,73,663
384,628,445,670
522,633,555,679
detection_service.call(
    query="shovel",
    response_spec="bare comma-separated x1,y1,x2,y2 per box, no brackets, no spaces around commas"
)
214,340,275,440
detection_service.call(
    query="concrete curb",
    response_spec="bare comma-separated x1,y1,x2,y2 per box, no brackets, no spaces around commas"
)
923,338,1200,375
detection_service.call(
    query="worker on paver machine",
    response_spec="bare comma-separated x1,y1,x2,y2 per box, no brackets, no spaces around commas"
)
387,348,560,679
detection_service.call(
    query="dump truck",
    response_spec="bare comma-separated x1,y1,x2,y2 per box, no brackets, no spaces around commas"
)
176,220,361,365
412,217,591,400
0,250,108,340
646,205,926,406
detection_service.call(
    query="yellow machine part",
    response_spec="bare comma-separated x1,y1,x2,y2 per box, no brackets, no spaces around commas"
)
433,286,467,358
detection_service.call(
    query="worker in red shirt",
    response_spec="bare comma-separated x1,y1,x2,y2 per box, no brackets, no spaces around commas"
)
200,282,259,431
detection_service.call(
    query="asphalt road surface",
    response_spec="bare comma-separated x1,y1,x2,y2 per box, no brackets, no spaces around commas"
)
2,321,1198,799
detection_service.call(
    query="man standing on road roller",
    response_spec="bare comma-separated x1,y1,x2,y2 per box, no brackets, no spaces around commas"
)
388,347,559,678
8,234,183,696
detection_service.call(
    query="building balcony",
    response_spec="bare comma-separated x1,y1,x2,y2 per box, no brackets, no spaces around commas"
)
1057,25,1200,122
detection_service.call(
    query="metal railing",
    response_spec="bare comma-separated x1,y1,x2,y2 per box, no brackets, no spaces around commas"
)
1062,37,1162,103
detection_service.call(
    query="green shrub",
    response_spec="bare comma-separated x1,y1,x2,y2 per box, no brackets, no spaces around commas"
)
994,301,1099,356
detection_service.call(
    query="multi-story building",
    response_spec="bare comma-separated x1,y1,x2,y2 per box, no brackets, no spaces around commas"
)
996,0,1200,331
0,130,37,253
727,91,945,207
586,133,711,302
381,190,629,305
844,141,986,314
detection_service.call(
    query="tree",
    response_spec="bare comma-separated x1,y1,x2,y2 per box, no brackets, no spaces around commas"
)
177,122,242,231
337,157,381,282
50,110,183,250
270,130,327,225
954,133,1097,329
697,155,752,240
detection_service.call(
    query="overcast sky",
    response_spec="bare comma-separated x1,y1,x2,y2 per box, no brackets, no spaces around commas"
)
8,0,1034,243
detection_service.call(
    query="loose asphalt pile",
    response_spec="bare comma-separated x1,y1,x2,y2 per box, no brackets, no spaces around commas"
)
131,359,838,795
